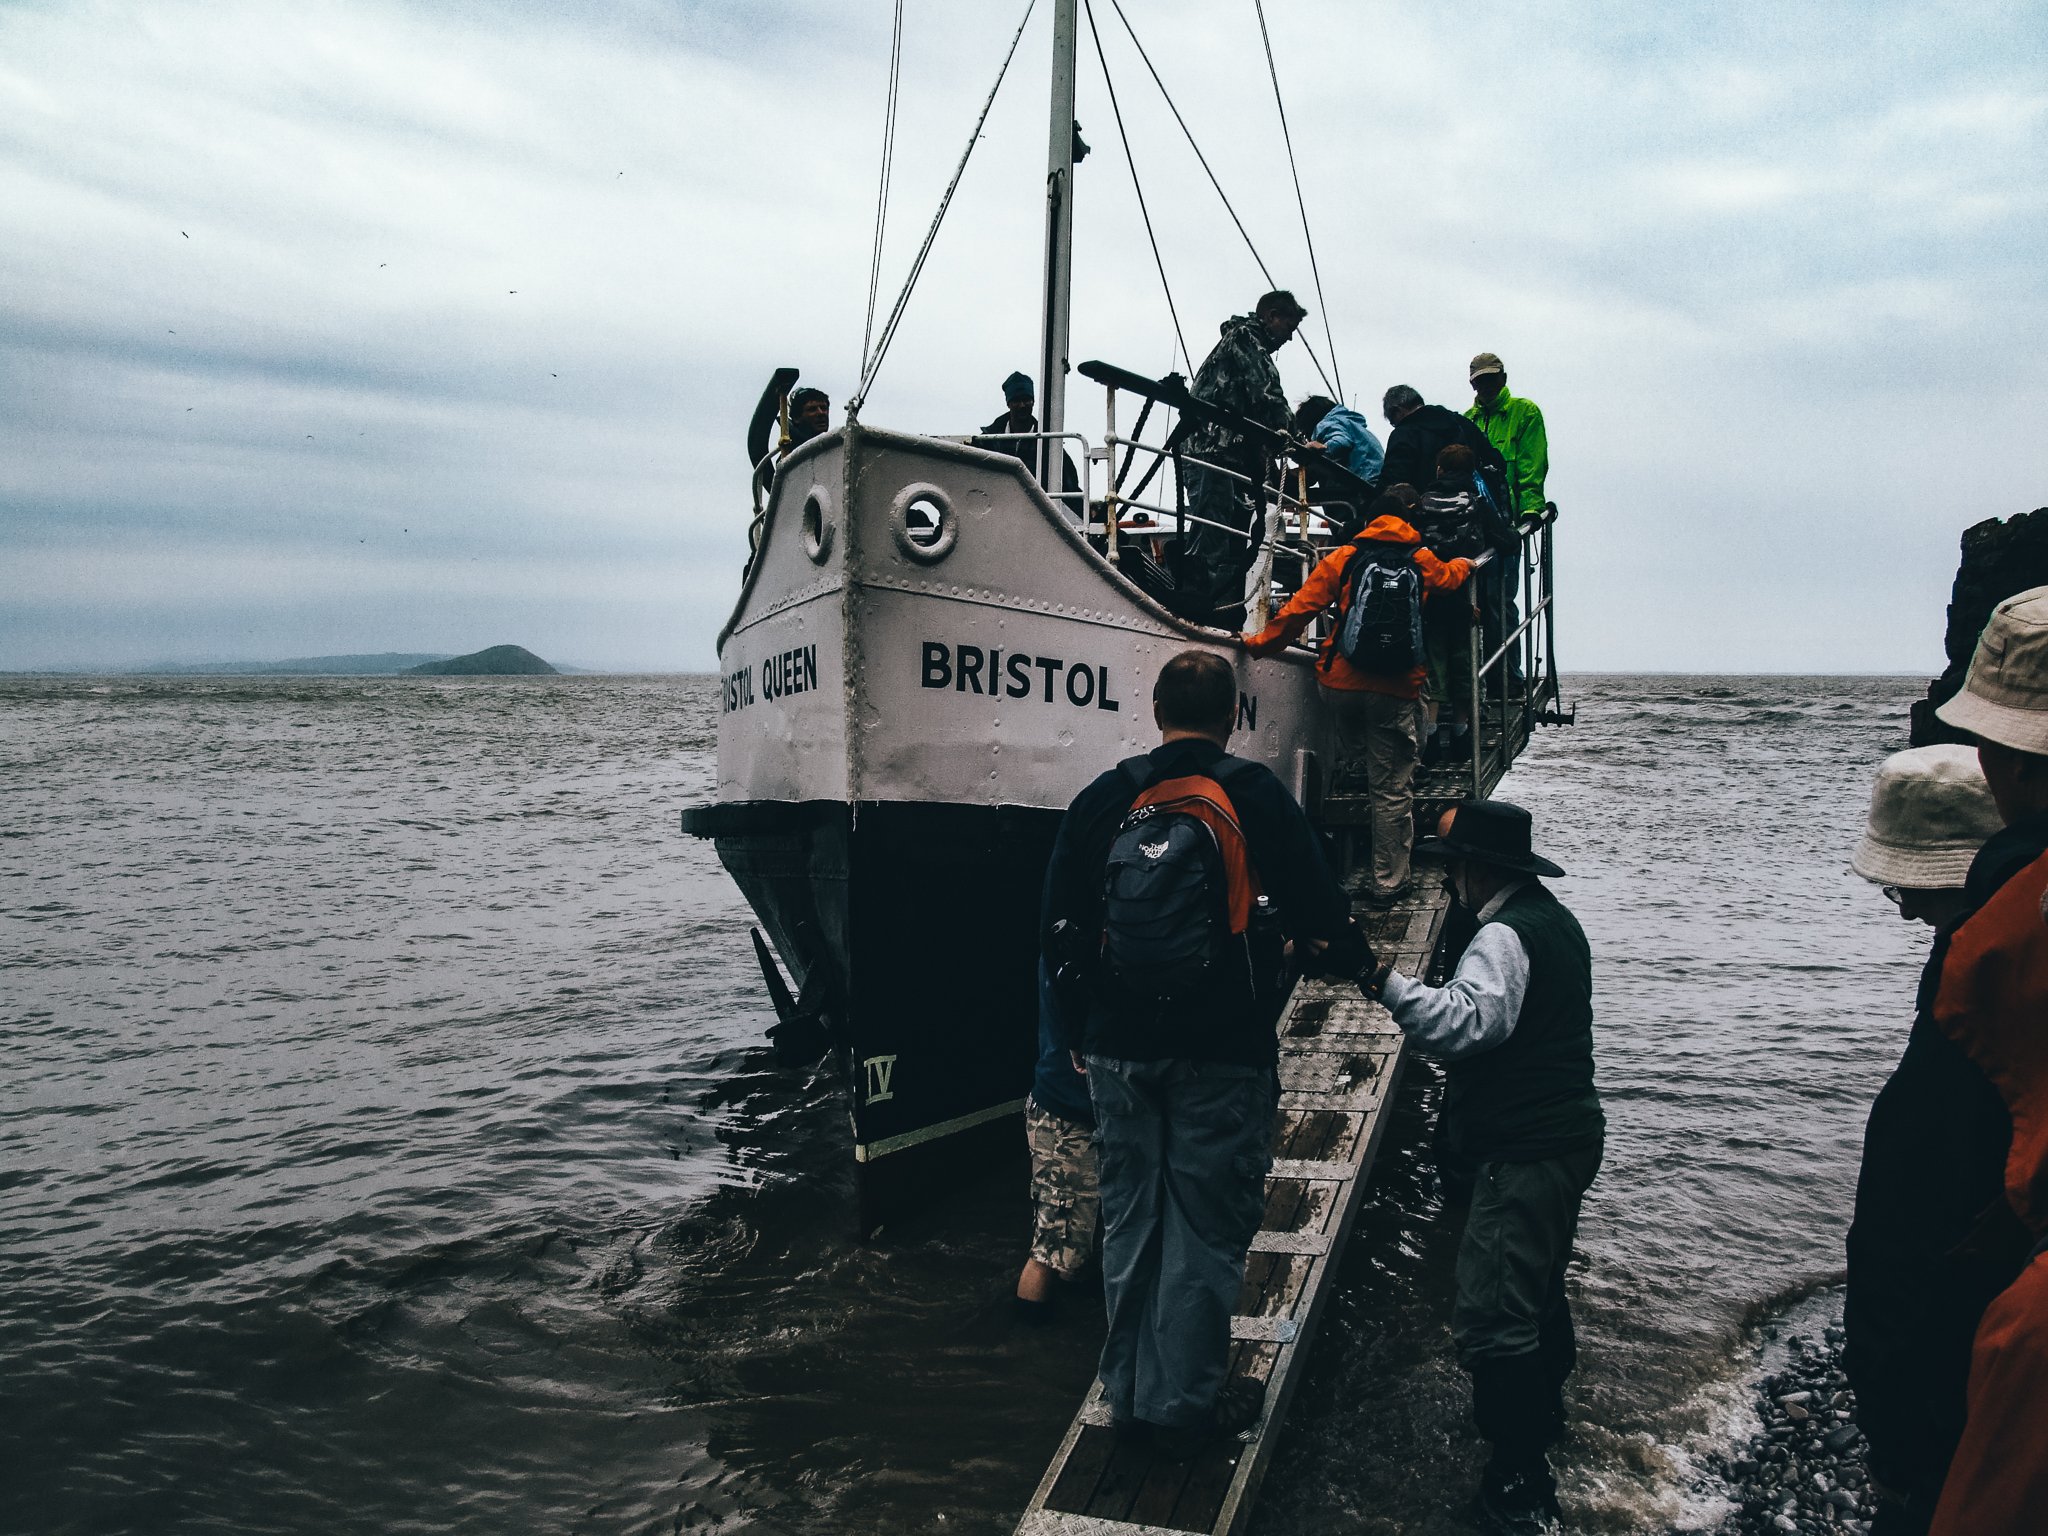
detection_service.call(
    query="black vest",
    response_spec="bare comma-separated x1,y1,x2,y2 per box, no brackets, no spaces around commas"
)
1443,883,1604,1164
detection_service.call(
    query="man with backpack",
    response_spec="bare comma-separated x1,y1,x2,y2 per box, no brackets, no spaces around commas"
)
1415,443,1503,764
1040,649,1362,1457
1241,499,1476,903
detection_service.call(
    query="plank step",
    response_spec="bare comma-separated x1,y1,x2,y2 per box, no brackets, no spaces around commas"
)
1266,1159,1354,1182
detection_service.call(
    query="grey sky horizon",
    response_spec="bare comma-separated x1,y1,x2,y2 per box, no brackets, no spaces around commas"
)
4,0,2044,674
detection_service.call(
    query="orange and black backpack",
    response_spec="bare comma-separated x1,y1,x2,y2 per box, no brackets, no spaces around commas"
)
1100,756,1264,998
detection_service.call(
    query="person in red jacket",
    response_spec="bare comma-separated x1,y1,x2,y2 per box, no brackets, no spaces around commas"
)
1846,586,2048,1534
1241,498,1473,902
1924,838,2048,1534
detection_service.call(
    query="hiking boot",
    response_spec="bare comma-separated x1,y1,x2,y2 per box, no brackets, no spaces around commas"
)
1152,1380,1265,1459
1010,1294,1056,1326
1469,1462,1561,1534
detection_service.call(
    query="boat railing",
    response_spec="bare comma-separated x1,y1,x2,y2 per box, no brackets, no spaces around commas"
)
935,430,1095,520
1458,508,1568,797
1095,432,1338,626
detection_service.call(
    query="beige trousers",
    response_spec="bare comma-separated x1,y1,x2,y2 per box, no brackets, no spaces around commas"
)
1326,687,1424,895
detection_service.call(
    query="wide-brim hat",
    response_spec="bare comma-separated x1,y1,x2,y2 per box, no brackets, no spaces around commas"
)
1851,743,2002,888
1936,584,2048,754
1413,797,1564,878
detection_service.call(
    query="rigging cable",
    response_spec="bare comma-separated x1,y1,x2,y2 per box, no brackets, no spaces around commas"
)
1081,0,1188,374
1252,0,1341,403
859,0,908,379
849,0,1039,416
1105,0,1335,396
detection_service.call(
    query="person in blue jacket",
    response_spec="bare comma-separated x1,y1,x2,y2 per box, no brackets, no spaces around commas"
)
1291,395,1383,537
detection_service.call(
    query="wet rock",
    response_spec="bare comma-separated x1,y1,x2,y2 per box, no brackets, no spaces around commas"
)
1680,1309,1880,1535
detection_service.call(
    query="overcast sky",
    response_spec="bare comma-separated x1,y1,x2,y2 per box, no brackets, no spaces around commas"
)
3,0,2044,672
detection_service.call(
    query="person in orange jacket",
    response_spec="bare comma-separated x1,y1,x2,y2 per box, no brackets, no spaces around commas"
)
1901,588,2048,1536
1241,496,1473,903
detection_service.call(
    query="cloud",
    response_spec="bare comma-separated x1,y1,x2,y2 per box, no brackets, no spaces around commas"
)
2,0,2044,671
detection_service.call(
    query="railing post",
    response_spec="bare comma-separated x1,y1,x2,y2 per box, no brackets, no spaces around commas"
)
1469,575,1483,799
1103,387,1120,565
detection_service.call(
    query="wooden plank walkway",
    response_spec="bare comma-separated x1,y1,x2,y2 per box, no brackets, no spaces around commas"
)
1012,879,1453,1536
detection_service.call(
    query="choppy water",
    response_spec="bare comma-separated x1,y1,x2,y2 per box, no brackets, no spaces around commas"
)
0,673,1928,1534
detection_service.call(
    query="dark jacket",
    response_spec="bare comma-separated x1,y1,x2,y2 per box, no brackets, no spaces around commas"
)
1187,314,1290,461
1442,882,1603,1165
1379,403,1505,497
1033,958,1094,1125
976,409,1081,500
1040,738,1348,1067
1844,810,2048,1514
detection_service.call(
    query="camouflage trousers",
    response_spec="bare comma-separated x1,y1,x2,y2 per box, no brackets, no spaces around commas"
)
1026,1095,1101,1278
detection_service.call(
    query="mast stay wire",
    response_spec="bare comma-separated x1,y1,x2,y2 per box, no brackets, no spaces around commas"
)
1104,0,1335,398
1081,0,1189,376
859,0,908,380
1253,0,1341,404
849,0,1039,417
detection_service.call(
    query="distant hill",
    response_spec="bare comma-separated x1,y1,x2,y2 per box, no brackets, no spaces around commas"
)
139,652,455,676
404,645,558,677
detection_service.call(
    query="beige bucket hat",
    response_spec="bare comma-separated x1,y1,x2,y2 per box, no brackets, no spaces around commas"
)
1852,744,2003,888
1936,585,2048,753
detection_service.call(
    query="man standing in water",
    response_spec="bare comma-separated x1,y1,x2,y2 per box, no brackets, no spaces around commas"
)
1351,799,1600,1533
1847,586,2048,1535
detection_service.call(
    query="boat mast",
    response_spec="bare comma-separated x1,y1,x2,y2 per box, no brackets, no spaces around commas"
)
1037,0,1078,485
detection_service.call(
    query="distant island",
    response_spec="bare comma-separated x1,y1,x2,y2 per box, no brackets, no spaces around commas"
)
130,652,455,676
405,645,558,676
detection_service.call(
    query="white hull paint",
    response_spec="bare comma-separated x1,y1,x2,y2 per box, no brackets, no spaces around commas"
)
717,424,1332,813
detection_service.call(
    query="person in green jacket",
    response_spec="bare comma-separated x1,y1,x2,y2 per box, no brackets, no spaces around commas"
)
1465,353,1549,687
1465,353,1548,518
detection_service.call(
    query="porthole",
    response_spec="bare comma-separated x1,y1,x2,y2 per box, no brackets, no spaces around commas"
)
801,488,834,564
892,482,958,564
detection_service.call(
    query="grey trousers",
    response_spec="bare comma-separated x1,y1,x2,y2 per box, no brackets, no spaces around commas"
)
1086,1056,1275,1428
1453,1146,1603,1467
1326,688,1425,895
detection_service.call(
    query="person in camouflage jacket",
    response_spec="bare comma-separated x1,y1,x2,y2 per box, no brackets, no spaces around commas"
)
1176,290,1304,624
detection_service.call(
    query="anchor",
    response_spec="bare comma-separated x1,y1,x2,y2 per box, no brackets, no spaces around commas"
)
749,925,841,1069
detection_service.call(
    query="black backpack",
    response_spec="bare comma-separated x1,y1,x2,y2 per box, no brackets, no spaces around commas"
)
1335,544,1424,671
1100,756,1262,999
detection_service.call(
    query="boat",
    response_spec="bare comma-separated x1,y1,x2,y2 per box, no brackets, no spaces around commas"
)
683,0,1567,1231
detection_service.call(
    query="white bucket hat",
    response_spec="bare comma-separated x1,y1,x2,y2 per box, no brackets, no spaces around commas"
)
1936,585,2048,754
1852,744,2003,888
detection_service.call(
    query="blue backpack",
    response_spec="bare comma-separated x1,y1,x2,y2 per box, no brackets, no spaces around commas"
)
1100,756,1262,999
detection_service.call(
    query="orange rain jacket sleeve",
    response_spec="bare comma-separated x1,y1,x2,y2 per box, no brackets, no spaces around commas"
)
1240,514,1472,699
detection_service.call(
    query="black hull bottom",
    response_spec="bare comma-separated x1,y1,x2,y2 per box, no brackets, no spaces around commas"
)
684,799,1062,1231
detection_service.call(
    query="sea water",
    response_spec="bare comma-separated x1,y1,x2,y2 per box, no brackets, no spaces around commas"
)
0,673,1927,1533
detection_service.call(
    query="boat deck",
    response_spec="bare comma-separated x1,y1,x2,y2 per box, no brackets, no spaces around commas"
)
1012,874,1453,1536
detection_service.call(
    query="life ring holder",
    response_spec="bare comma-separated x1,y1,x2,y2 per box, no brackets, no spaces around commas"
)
890,483,958,564
801,487,834,564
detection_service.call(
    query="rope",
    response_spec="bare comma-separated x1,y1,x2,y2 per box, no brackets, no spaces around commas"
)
1082,0,1188,373
1253,0,1341,403
850,0,1038,415
1106,0,1335,397
860,0,907,378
